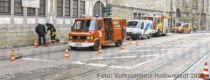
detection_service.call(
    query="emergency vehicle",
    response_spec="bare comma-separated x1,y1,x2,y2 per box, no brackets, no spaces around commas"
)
142,15,169,36
172,23,192,33
68,17,126,51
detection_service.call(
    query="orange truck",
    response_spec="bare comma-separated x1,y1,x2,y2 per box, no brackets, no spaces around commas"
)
68,17,126,50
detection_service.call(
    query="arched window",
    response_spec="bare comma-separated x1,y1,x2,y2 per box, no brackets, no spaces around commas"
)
93,1,104,17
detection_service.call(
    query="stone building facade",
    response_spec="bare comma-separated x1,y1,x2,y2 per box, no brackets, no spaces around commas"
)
0,0,87,48
0,0,165,48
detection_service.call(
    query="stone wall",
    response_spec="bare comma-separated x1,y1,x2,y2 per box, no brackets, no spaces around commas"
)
0,23,72,48
0,0,75,48
112,7,134,20
111,5,163,20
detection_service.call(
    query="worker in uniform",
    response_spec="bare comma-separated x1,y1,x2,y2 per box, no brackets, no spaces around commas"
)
36,23,46,45
46,23,56,43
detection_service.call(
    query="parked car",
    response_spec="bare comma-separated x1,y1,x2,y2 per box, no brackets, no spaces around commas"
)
126,20,153,40
172,23,192,33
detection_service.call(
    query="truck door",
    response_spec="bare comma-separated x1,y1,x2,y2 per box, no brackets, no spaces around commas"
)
96,19,105,43
140,22,145,35
112,20,122,41
104,18,113,41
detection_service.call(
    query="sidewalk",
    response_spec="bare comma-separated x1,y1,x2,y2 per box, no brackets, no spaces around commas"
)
0,43,68,60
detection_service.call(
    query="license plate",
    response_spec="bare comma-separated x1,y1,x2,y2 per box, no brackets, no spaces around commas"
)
75,43,82,47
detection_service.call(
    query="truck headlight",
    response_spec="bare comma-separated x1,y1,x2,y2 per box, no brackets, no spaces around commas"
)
87,36,94,40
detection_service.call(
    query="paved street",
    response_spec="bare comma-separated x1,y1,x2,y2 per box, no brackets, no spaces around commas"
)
0,0,209,80
0,33,210,80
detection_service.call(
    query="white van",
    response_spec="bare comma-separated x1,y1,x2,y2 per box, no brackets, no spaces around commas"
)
126,20,153,40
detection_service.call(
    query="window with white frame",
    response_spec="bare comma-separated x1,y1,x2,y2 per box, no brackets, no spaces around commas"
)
0,0,10,14
65,0,71,16
27,7,35,16
14,0,23,15
80,1,85,17
73,0,78,18
57,0,63,16
38,0,46,16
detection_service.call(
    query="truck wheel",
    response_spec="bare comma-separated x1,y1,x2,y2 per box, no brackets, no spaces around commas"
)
147,35,151,39
131,37,135,40
156,32,160,37
188,30,191,33
70,47,77,50
93,40,99,51
115,40,122,47
137,35,141,40
162,33,167,36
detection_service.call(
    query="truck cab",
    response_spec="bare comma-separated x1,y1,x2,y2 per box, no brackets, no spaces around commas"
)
68,17,126,51
126,20,153,40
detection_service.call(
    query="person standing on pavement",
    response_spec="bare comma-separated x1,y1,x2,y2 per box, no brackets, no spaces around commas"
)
46,23,56,43
36,23,46,46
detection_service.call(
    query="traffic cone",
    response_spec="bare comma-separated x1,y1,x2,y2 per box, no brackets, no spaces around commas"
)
34,40,39,48
64,48,70,58
98,45,103,54
9,49,16,63
136,39,140,46
129,38,132,44
121,44,125,50
59,40,65,44
199,61,209,79
45,41,50,47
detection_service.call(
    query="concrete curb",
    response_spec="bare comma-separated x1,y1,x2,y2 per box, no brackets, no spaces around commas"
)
0,44,67,60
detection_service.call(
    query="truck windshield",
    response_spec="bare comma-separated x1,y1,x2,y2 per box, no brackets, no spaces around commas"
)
142,17,153,21
127,21,138,28
176,23,182,27
72,20,96,31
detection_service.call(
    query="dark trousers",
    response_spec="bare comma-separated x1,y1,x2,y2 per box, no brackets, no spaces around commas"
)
50,33,56,43
38,35,46,45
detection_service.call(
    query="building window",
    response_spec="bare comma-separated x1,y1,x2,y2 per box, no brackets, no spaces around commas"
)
133,13,137,19
138,13,141,19
80,1,85,17
57,0,63,16
65,0,70,16
73,0,78,18
39,0,45,16
14,0,23,15
0,0,10,14
27,8,35,16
